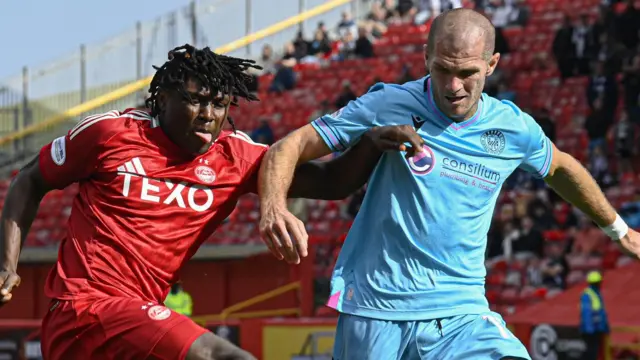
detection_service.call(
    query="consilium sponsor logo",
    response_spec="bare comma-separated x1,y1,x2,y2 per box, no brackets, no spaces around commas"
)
442,157,500,184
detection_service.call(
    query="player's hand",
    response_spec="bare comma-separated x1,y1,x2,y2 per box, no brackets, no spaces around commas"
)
259,202,309,264
0,270,20,305
365,125,425,158
616,228,640,260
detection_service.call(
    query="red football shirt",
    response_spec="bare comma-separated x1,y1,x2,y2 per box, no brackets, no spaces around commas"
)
38,109,267,302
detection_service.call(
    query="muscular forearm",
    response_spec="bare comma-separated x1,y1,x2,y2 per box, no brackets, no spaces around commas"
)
0,175,45,271
258,132,307,209
289,135,381,200
545,151,616,227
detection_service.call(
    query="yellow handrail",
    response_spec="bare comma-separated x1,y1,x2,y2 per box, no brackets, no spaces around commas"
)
221,281,300,319
192,307,301,326
0,0,352,146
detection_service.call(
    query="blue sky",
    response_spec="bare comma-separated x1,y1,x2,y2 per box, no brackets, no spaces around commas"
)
0,0,192,80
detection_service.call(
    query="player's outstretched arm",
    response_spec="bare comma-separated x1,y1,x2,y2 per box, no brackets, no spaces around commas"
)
288,125,424,200
0,156,53,305
257,124,336,264
544,144,640,258
258,124,423,264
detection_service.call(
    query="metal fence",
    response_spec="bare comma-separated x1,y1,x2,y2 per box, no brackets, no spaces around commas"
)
0,0,364,109
0,0,367,173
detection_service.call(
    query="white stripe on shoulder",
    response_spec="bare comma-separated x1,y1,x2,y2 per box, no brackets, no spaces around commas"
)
69,110,120,140
127,110,153,119
120,113,152,122
227,131,268,147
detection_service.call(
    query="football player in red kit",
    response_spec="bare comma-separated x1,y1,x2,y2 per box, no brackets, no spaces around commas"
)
0,45,423,360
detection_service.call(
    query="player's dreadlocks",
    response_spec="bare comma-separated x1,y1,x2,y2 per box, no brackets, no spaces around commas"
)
146,44,262,132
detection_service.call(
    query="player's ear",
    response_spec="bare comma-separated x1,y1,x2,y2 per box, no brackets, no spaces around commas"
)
156,91,168,114
485,53,501,77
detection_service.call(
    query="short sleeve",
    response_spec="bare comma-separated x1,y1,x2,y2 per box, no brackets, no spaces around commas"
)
518,112,554,178
39,112,121,189
224,131,269,195
311,83,388,152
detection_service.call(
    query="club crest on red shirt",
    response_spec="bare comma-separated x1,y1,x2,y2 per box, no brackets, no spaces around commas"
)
147,305,171,321
195,165,216,184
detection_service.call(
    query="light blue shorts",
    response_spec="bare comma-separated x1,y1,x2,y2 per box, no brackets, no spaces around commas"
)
333,312,530,360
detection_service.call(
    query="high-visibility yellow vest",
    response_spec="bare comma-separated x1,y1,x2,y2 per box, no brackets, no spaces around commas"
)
583,287,602,311
165,291,193,316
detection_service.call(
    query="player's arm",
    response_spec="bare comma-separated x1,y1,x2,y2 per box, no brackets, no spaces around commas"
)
288,125,424,199
257,85,388,264
543,146,639,258
0,157,53,303
0,113,119,304
518,110,639,258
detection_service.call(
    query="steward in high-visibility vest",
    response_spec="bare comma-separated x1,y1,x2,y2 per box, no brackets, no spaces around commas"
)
580,271,609,360
164,283,193,317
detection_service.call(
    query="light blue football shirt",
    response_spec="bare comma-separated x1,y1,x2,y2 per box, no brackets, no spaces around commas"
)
311,76,553,321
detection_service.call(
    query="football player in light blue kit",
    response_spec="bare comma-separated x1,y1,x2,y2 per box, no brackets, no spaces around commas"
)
257,8,640,360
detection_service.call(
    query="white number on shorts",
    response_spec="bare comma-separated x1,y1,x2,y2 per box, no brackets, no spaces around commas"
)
482,315,511,339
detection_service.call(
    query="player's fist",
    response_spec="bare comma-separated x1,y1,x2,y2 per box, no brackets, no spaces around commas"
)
0,270,20,305
616,228,640,260
259,202,309,264
364,125,425,158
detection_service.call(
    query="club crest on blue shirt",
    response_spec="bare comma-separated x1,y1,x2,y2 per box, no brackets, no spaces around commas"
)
480,130,506,155
407,146,436,175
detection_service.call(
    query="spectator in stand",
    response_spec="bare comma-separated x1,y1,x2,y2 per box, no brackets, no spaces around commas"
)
579,271,610,360
616,0,640,50
528,193,555,231
588,145,612,187
585,96,615,151
337,11,358,39
553,16,576,80
308,26,332,58
587,59,618,110
255,44,277,75
365,2,389,38
381,0,402,23
354,26,375,59
334,80,357,109
534,108,556,143
414,0,463,25
268,43,297,93
611,111,638,177
514,216,545,259
293,31,310,60
621,52,640,121
540,242,569,289
573,14,593,76
251,119,275,146
336,30,356,61
571,217,607,256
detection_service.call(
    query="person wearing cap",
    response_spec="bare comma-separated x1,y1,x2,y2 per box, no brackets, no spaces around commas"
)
580,271,609,360
165,282,193,317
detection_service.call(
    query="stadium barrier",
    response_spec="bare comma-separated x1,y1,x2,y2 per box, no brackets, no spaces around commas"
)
0,0,358,149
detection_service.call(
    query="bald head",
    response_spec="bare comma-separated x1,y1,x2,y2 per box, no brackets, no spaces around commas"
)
427,8,496,61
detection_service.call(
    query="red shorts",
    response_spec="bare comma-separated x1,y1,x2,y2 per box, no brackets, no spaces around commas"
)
40,297,208,360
